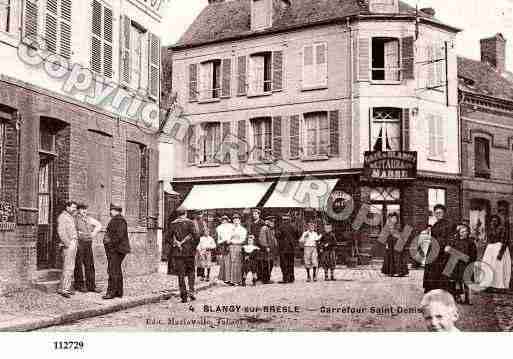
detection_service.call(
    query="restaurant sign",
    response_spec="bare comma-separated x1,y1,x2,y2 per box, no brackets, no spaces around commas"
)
363,151,417,180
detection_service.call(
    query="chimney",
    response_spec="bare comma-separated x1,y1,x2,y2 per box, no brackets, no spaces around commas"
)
480,33,507,73
420,7,436,18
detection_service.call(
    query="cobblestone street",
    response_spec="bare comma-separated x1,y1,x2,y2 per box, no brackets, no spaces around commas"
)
43,266,503,332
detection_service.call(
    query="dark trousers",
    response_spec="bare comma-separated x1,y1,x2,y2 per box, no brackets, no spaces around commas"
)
74,241,96,290
259,259,273,283
106,249,126,297
280,253,295,283
174,257,195,299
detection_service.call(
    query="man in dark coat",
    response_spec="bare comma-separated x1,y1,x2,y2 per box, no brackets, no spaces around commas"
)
249,208,266,281
423,204,457,293
258,216,277,284
103,204,130,299
166,208,200,303
276,214,299,283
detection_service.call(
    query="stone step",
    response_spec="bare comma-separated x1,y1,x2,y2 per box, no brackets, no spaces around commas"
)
33,280,60,293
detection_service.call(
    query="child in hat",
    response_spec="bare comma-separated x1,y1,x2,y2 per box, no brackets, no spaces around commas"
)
242,236,260,286
196,228,217,282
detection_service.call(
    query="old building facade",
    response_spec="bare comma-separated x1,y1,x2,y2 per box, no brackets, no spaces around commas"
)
0,0,163,294
458,33,513,241
166,0,461,259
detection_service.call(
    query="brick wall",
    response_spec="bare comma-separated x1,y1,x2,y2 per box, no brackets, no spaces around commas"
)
0,79,160,294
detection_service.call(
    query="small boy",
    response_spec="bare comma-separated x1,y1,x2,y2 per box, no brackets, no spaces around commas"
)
420,289,460,332
299,220,321,282
242,237,260,286
196,229,217,282
318,223,337,281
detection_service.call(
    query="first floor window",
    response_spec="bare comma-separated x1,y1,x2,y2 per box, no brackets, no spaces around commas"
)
428,114,445,159
474,137,490,178
251,117,272,161
304,112,329,157
130,23,147,90
249,52,272,95
372,37,400,81
428,188,446,226
0,0,11,33
200,60,221,100
303,43,327,88
201,122,221,164
372,108,401,151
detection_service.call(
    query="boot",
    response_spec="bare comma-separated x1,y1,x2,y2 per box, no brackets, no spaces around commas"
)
330,270,335,281
206,269,210,282
306,269,311,282
324,271,329,281
313,268,318,282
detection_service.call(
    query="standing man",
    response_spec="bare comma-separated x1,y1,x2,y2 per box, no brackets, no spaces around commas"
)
73,203,102,293
276,214,299,283
249,208,265,282
258,216,277,284
57,200,78,298
167,209,200,303
423,204,457,293
103,204,130,300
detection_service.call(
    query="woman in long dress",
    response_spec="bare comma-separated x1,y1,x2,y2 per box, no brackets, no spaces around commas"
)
480,215,511,291
381,213,409,277
216,215,234,283
226,213,247,285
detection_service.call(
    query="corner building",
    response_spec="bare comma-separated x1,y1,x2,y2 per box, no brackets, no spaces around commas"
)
0,0,163,293
167,0,461,260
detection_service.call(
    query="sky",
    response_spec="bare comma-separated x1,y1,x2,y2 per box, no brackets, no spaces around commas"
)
158,0,513,70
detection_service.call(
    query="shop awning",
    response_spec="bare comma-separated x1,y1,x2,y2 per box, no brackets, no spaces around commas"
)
179,182,273,210
264,178,338,210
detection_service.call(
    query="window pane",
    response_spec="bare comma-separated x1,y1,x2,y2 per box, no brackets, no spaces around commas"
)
304,46,313,66
38,195,50,224
316,44,326,65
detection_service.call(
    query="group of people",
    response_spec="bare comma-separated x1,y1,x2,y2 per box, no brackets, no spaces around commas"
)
165,208,339,303
422,204,511,305
56,201,130,300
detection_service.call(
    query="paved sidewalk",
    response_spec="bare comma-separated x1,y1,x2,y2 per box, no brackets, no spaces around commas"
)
0,263,218,332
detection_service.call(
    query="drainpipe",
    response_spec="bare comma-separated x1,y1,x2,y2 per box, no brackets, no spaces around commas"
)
347,17,354,168
458,91,465,221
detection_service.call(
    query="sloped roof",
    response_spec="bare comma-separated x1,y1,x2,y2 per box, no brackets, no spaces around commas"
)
172,0,453,49
457,56,513,102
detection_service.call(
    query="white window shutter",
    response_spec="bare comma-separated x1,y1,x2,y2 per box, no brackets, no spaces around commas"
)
428,114,436,157
120,15,130,86
103,6,113,78
436,115,444,157
60,0,72,59
148,32,161,100
23,0,39,44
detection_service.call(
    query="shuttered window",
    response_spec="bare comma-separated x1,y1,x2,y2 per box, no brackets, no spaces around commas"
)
148,32,160,99
91,0,113,78
251,117,273,161
304,112,329,157
302,43,327,88
372,38,400,81
0,0,11,33
130,23,146,90
475,137,491,178
126,142,149,223
44,0,72,59
428,114,445,159
23,0,39,43
372,108,401,152
200,122,221,164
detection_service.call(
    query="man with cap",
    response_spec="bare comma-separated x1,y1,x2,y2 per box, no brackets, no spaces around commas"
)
258,216,277,284
103,204,130,299
73,203,102,293
249,208,266,282
276,214,299,283
167,208,200,302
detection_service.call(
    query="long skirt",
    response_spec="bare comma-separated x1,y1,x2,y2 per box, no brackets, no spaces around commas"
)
217,252,229,281
479,243,511,289
225,244,243,284
197,250,213,269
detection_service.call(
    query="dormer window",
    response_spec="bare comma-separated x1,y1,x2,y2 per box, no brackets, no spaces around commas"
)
369,0,398,14
251,0,272,31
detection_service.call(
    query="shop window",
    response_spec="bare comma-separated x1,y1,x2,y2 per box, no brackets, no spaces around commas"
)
302,43,328,88
428,188,446,226
372,108,401,151
0,0,11,33
304,112,329,157
475,137,490,178
251,117,273,161
126,141,149,223
199,59,222,100
200,122,221,164
372,37,400,81
249,52,272,95
368,187,401,237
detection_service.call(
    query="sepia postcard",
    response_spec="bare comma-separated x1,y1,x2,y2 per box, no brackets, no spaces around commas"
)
1,0,513,341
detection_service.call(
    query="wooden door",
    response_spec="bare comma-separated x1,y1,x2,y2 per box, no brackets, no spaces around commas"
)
37,156,55,269
87,131,112,222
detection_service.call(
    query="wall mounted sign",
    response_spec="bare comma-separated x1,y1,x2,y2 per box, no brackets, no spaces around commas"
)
363,151,417,180
0,200,17,231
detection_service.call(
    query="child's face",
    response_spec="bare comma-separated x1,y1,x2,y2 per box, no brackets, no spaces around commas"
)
324,225,332,233
248,237,254,245
307,223,316,231
422,302,458,332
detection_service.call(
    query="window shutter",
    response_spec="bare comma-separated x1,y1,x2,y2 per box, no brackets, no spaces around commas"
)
401,36,415,80
272,116,282,159
139,146,150,225
120,15,131,86
316,43,328,86
148,32,161,99
187,124,197,165
428,114,436,157
272,50,283,91
103,6,113,78
59,0,72,59
221,58,232,97
91,0,102,74
436,115,444,157
222,121,231,163
302,45,314,87
237,119,247,162
237,56,247,96
358,37,370,81
402,108,410,151
189,63,198,101
435,44,446,88
45,0,58,53
329,110,339,156
290,115,300,159
23,0,39,44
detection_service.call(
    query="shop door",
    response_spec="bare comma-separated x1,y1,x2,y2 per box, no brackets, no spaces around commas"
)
369,187,401,258
37,155,56,269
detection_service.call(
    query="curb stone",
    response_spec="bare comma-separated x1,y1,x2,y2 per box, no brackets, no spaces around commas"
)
0,282,217,332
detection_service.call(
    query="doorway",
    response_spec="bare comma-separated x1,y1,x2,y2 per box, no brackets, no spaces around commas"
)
368,187,402,258
37,154,56,269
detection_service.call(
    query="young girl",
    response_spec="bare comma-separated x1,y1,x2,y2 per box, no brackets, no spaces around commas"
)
318,223,337,281
196,229,217,282
241,237,260,286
